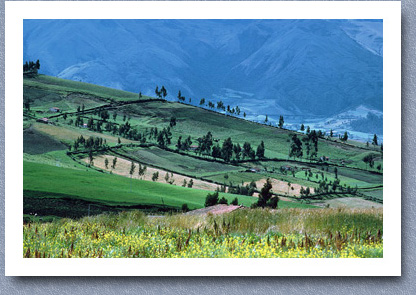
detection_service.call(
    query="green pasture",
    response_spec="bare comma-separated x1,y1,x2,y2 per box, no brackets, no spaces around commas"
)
23,161,257,209
118,146,243,177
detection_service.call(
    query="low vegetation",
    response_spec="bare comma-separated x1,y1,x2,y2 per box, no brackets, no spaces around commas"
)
23,208,383,258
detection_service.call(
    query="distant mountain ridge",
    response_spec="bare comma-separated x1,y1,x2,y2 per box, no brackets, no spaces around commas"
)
23,19,383,119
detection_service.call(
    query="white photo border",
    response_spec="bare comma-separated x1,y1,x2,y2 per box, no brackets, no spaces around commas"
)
5,1,401,276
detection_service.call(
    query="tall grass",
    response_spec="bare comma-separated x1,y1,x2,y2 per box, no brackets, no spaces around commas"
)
23,208,382,258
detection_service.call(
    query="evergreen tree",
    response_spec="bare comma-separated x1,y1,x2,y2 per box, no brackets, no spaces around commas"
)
257,178,273,208
278,115,284,128
129,162,136,178
289,134,303,159
256,141,265,159
372,134,378,146
221,137,233,162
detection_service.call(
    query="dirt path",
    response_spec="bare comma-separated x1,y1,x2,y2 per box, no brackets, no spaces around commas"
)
83,154,222,191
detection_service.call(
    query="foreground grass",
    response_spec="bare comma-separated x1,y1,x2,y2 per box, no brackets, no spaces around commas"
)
23,208,382,258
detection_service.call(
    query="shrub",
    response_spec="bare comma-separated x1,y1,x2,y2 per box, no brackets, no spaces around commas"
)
181,204,189,212
205,191,219,207
266,197,279,209
231,197,239,206
218,197,228,205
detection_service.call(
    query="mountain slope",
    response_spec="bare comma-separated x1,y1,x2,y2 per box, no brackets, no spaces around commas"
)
23,19,383,119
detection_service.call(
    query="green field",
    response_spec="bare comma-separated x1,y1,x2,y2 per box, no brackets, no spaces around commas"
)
117,146,242,177
24,161,258,208
23,74,383,219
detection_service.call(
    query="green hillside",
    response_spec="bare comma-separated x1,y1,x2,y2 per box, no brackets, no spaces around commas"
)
23,75,382,219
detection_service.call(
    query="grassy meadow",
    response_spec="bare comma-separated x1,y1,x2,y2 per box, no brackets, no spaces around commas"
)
23,208,383,258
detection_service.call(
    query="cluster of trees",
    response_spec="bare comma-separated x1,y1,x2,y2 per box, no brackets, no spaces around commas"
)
177,90,185,102
71,135,106,151
181,178,194,188
227,180,257,196
176,131,265,163
195,132,214,155
204,191,238,207
339,131,349,142
23,60,40,73
212,138,264,162
288,130,325,161
156,127,172,148
289,134,303,160
155,86,167,99
176,136,193,151
302,130,319,160
128,162,148,179
362,153,378,169
314,179,358,195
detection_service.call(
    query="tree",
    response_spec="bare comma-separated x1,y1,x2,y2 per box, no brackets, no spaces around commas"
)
200,98,205,105
265,115,268,123
362,154,376,169
164,173,170,183
176,136,182,151
256,141,265,159
300,124,305,131
182,179,187,187
129,162,136,178
88,150,94,166
289,134,303,160
104,158,109,169
221,137,233,162
242,142,253,160
372,134,378,146
341,131,348,142
111,157,117,169
231,197,239,206
257,178,273,208
233,143,242,160
170,117,176,128
212,145,221,159
24,100,31,111
160,86,167,99
334,167,338,179
152,171,159,181
155,86,161,98
205,191,219,207
187,179,194,188
330,129,333,137
138,163,147,179
278,116,284,128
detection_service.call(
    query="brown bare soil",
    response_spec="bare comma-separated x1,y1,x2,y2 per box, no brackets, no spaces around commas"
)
83,155,221,191
245,178,313,199
34,122,134,145
185,204,243,216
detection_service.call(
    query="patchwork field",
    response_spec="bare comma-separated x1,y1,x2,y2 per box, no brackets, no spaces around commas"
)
23,74,383,222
